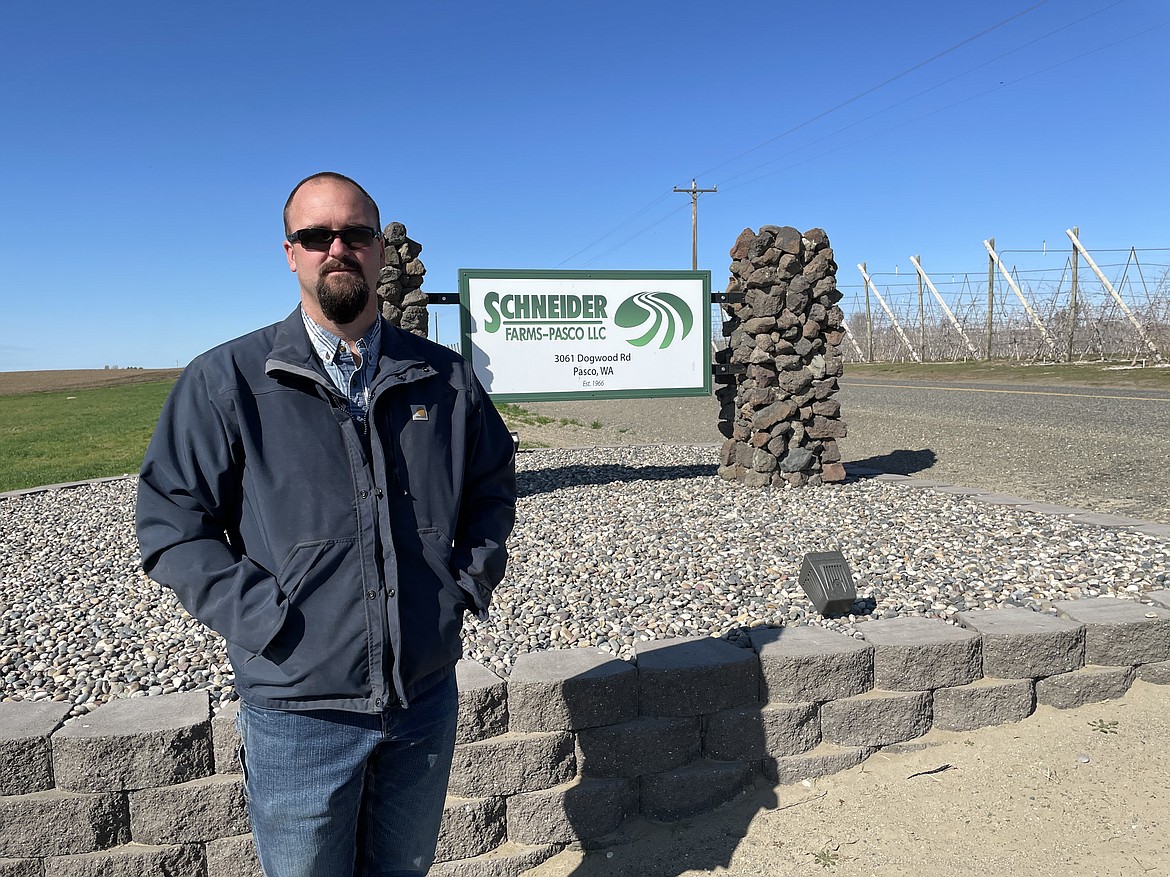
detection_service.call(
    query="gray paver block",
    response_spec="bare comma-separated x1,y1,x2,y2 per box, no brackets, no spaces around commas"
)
956,606,1084,678
1054,597,1170,665
447,731,575,799
635,636,759,717
703,706,766,762
819,689,932,747
508,648,636,732
761,701,821,758
931,677,1034,731
205,834,263,877
640,759,754,822
1017,502,1084,516
751,627,872,702
930,485,983,496
0,702,71,796
0,859,42,877
507,777,637,844
1035,665,1135,710
1137,660,1170,685
0,790,127,859
884,477,940,487
43,843,203,877
967,493,1035,506
128,774,248,845
428,842,560,877
765,742,875,785
860,617,981,690
456,660,508,744
1068,512,1145,527
1129,523,1170,539
436,796,505,863
51,691,213,793
1148,590,1170,611
705,702,820,761
576,715,699,779
211,701,241,775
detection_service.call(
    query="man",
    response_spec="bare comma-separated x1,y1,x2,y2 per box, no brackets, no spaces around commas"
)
136,172,516,876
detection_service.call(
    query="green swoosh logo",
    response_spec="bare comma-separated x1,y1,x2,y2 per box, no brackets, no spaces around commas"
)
614,292,693,349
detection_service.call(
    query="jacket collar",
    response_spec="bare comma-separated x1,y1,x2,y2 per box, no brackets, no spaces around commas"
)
265,306,434,389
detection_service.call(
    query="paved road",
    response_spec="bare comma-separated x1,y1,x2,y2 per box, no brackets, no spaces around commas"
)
527,375,1170,524
836,377,1170,523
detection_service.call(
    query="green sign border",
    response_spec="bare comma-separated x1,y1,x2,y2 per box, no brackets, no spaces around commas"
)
458,268,713,403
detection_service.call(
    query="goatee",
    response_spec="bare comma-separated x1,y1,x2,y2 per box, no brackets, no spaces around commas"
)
316,266,370,326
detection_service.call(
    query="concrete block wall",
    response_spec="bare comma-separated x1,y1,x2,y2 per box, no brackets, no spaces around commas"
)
2,594,1169,877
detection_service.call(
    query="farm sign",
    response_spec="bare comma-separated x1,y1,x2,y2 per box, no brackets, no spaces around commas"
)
458,269,711,402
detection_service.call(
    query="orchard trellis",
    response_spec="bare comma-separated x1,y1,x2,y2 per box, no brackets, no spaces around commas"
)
840,230,1169,365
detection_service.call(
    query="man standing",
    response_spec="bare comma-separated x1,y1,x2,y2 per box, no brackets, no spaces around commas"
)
136,172,516,876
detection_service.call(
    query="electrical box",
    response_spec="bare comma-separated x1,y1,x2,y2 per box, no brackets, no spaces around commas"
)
798,551,857,616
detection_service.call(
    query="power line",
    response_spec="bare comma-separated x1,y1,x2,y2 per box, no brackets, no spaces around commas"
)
695,0,1054,181
555,1,1160,268
554,190,674,268
559,1,1057,267
719,18,1167,193
714,0,1128,190
579,203,690,268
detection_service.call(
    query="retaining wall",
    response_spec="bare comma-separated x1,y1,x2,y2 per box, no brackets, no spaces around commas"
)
3,593,1169,877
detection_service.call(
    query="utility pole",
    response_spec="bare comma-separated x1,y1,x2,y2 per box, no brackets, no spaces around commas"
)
916,254,925,362
673,178,717,270
1067,226,1078,363
985,236,995,361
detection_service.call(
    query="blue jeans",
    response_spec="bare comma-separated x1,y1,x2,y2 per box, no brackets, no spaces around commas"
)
237,674,458,877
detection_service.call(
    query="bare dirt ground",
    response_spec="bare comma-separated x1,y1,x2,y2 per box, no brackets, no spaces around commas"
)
527,681,1169,877
0,368,183,395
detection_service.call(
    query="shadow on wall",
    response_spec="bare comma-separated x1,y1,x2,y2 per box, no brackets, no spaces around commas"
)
846,448,937,476
444,636,789,877
516,462,717,498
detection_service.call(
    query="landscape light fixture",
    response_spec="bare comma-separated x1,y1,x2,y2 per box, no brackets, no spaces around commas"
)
798,551,857,616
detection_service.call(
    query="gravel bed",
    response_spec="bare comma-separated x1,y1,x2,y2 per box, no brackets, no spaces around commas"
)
2,446,1168,715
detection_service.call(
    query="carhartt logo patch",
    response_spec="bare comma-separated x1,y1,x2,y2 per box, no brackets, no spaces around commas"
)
411,405,429,421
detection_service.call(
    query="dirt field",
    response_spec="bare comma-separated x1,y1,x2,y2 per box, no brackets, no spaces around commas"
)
0,368,183,396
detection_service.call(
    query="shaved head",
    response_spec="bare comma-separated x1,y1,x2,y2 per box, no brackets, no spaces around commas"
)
283,172,380,234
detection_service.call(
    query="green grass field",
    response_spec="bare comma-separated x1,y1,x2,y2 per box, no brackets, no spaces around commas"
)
0,381,177,492
0,380,568,492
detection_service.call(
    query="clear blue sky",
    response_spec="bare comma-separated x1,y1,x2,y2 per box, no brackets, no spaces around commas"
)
1,0,1166,370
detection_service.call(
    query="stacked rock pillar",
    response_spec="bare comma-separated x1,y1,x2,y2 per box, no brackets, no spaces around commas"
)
376,221,430,337
716,226,848,487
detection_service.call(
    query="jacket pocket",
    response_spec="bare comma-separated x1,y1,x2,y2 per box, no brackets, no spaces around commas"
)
277,540,334,604
418,527,458,589
419,527,487,615
401,527,471,683
244,538,369,699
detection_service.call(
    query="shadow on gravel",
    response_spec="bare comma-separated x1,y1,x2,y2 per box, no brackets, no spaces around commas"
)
846,447,937,476
517,463,717,498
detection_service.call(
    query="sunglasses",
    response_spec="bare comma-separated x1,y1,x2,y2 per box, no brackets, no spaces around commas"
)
286,226,383,251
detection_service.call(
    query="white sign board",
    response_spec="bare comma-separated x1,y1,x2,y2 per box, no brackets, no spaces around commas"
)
458,270,711,401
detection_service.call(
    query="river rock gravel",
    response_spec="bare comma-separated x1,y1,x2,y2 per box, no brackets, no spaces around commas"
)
2,445,1168,715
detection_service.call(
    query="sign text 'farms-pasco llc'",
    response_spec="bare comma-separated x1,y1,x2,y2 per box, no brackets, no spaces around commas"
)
459,269,711,402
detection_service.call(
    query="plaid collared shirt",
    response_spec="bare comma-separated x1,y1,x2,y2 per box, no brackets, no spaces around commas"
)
301,308,381,425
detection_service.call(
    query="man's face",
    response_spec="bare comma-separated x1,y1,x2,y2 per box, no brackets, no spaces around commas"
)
283,179,385,327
